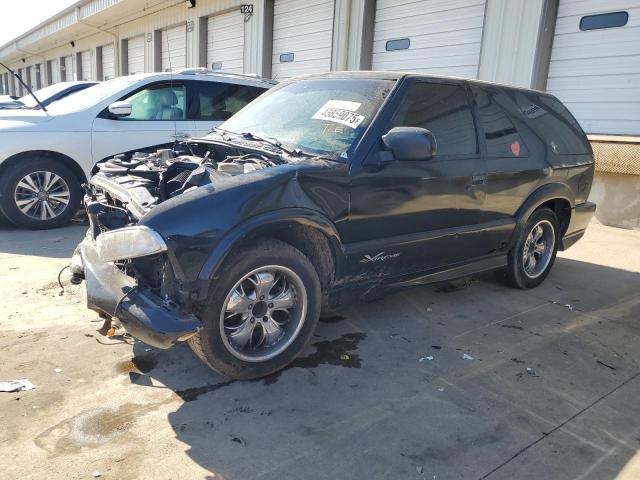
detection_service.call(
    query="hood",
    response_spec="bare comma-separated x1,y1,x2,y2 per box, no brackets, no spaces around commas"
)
0,109,55,130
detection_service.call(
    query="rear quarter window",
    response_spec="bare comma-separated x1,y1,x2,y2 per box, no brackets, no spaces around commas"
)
473,86,529,158
512,92,591,155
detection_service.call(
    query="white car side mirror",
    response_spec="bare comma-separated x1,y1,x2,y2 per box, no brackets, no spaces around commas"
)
108,100,132,117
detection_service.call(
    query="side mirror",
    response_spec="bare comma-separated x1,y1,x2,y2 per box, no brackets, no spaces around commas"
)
108,100,132,117
381,126,437,162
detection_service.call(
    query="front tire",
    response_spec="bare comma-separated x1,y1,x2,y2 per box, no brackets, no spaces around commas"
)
189,239,322,379
0,157,82,229
502,207,560,289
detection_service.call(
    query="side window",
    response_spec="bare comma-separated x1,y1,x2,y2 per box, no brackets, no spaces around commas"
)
122,83,186,121
390,82,477,156
514,92,591,155
195,82,266,121
473,86,529,158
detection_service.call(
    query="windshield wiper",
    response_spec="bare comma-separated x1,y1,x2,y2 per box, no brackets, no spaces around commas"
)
212,127,300,157
0,62,47,113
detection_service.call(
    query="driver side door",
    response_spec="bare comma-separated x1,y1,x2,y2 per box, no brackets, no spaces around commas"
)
345,79,487,279
91,81,187,162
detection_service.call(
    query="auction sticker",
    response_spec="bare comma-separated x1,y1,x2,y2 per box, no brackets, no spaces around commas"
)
312,100,365,128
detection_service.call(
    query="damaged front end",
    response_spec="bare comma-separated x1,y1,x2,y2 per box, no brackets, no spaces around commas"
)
72,141,287,348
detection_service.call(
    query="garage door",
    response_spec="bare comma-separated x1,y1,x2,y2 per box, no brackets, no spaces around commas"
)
80,50,92,80
272,0,335,79
127,35,145,75
62,55,73,81
17,68,24,96
50,58,60,84
372,0,486,78
161,24,186,71
101,44,115,80
29,66,37,90
546,1,640,135
207,10,245,73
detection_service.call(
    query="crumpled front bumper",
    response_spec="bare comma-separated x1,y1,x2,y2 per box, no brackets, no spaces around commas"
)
72,235,202,349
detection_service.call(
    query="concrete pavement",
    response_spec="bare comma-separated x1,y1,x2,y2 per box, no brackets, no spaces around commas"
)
1,219,639,480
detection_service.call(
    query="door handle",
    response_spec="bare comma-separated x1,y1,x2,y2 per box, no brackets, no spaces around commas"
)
470,174,487,186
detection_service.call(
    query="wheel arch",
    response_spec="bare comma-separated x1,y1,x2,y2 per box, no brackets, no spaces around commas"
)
197,209,345,305
0,150,87,186
515,183,575,235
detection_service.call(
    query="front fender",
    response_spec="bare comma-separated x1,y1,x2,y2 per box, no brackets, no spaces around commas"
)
197,208,344,284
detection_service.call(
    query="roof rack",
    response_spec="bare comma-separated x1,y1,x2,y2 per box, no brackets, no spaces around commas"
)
176,68,277,84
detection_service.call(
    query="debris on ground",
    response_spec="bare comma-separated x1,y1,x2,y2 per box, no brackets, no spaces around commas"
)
54,368,62,373
550,300,573,310
340,354,350,361
92,471,101,478
526,367,539,377
231,437,246,447
0,379,35,392
419,355,434,362
144,348,153,352
596,360,616,371
431,345,442,350
437,387,445,392
417,465,424,474
461,353,474,360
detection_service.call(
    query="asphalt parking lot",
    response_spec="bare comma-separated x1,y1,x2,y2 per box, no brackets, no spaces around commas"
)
1,219,639,480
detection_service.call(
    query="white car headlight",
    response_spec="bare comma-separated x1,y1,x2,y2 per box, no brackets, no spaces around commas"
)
96,225,167,262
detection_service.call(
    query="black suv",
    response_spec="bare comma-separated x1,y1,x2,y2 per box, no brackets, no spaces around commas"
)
72,72,596,379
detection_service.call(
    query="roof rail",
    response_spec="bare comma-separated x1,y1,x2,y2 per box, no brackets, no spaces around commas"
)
176,68,277,84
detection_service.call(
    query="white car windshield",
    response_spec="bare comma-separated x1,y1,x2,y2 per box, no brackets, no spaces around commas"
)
46,77,139,114
218,78,394,160
19,83,82,108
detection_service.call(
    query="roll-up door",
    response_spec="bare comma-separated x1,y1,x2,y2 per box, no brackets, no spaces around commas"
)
62,55,73,81
80,50,92,80
371,0,486,78
50,59,60,84
207,10,245,73
26,66,33,90
35,64,42,89
17,68,24,96
101,44,115,80
161,24,187,71
271,0,335,79
546,1,640,135
127,35,145,75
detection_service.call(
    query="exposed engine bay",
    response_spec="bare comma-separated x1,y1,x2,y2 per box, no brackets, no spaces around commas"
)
86,140,286,229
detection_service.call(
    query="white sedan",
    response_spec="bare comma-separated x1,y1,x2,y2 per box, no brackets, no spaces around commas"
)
0,69,272,229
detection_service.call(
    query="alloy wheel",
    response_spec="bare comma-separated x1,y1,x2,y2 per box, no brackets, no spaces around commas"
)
219,265,307,362
13,170,70,221
522,220,555,279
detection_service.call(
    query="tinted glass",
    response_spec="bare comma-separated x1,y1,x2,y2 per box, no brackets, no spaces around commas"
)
195,82,266,121
580,11,628,30
390,82,477,156
473,86,529,158
123,83,186,120
512,92,591,155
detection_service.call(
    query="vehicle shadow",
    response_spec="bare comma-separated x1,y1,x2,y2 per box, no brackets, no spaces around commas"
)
127,256,640,480
0,218,86,259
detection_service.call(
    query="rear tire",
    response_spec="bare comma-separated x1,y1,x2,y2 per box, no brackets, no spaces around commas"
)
189,239,322,379
0,157,81,230
501,207,560,289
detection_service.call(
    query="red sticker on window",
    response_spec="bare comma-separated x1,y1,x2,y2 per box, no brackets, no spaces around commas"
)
511,141,521,156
